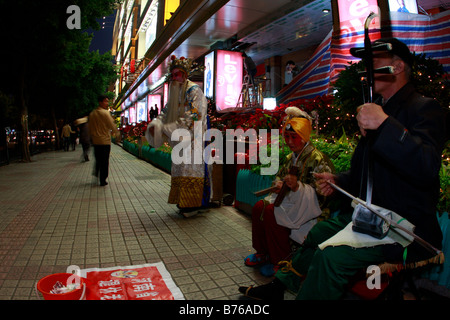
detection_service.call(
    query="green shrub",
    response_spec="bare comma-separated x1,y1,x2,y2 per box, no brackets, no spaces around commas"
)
312,131,355,173
439,147,450,213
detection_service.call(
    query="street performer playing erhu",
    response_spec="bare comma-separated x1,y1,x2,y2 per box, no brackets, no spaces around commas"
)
239,37,448,300
244,107,334,277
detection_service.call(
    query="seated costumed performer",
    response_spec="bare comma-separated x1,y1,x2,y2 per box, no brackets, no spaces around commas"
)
244,107,335,277
145,55,211,217
239,37,446,300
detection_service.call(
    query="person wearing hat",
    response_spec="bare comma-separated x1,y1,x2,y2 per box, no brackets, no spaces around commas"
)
145,55,211,217
239,38,447,300
244,107,334,277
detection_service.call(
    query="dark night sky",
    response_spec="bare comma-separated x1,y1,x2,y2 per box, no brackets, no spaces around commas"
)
88,12,116,55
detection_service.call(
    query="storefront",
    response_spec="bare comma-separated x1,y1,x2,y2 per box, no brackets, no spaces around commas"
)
114,0,449,208
114,0,448,113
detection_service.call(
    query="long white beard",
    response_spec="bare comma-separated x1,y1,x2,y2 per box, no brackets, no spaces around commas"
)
164,81,186,124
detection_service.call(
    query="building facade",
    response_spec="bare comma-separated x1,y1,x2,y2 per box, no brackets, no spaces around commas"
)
112,0,449,124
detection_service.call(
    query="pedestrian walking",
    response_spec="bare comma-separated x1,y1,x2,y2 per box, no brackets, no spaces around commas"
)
89,95,121,186
61,123,74,151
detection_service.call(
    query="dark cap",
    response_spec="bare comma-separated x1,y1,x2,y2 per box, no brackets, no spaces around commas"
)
350,37,413,68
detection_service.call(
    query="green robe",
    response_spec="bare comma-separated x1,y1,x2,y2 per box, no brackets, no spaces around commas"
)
274,143,335,223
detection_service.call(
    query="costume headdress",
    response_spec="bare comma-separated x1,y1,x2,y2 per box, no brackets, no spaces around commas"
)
166,55,204,81
283,107,313,142
169,55,193,75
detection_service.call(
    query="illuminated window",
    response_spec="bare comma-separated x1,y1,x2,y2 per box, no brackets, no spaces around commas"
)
164,0,180,25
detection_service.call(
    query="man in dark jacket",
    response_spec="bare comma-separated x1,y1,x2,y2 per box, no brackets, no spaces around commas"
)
239,38,447,300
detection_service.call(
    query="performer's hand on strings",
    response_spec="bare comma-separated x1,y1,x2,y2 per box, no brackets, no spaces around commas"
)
356,103,388,136
313,172,337,196
284,174,299,192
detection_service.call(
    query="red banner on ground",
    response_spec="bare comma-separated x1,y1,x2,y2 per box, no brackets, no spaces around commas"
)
80,262,184,300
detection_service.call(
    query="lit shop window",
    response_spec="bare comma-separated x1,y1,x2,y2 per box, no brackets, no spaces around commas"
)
164,0,180,25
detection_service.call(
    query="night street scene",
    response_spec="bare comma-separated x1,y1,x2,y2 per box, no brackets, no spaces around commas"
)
0,0,449,313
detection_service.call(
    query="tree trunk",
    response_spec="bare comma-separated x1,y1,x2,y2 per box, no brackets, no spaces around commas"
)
19,99,31,162
51,105,61,149
19,62,31,162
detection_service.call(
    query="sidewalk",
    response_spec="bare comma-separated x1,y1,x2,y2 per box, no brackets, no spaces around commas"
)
0,144,282,300
3,144,446,302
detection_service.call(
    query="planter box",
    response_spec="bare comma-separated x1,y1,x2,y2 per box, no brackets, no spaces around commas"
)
141,145,171,173
123,140,139,157
235,169,272,215
122,141,171,174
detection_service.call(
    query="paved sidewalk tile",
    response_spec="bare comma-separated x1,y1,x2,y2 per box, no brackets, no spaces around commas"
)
0,144,281,300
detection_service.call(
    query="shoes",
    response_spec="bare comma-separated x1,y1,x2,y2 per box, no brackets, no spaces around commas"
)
259,264,279,277
238,279,285,300
181,210,199,218
244,253,267,267
100,181,108,186
177,206,209,218
244,254,279,276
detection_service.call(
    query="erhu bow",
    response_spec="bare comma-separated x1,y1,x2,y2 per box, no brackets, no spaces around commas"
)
328,181,442,256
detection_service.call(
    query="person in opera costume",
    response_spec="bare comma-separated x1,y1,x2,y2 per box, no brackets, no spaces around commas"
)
145,55,211,217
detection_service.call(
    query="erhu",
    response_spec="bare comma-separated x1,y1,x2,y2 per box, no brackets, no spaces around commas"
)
273,161,300,207
252,144,305,207
273,144,305,207
329,13,441,255
349,12,392,239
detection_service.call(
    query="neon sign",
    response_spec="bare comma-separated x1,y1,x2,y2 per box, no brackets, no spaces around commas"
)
129,106,136,124
215,50,243,112
338,0,379,33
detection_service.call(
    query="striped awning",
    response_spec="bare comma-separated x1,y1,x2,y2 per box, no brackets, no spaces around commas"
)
277,10,450,104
